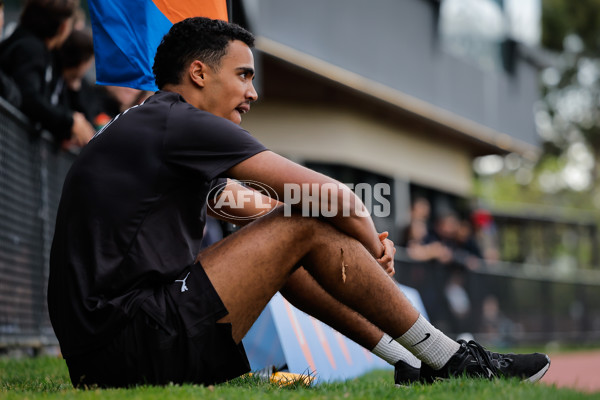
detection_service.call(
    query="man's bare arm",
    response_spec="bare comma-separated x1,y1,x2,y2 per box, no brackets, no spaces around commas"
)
225,151,385,259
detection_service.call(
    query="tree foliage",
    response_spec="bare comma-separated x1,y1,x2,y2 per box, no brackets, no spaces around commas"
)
476,1,600,209
534,0,600,197
542,0,600,53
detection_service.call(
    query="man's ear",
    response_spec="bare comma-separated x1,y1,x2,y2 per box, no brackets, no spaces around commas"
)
189,60,207,88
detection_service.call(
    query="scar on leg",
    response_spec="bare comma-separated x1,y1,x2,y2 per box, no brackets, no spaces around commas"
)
341,248,348,283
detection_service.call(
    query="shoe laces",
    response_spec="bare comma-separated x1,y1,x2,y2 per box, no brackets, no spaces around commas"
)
459,340,512,378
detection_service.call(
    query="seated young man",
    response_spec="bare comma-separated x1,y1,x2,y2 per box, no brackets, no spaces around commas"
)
48,17,550,388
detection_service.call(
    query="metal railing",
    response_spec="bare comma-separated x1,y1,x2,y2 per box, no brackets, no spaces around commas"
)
0,98,76,351
394,249,600,346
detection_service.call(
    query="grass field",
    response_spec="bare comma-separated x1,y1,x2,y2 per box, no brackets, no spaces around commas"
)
1,356,599,400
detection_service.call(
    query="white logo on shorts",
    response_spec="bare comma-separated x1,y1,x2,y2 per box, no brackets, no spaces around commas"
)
175,272,191,293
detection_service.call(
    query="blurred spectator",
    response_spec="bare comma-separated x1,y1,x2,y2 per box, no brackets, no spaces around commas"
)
401,197,453,263
422,211,460,263
444,271,471,326
456,218,482,257
410,196,431,223
0,0,94,147
425,211,459,247
423,211,483,269
424,211,477,332
404,218,428,247
405,219,453,263
404,204,501,335
0,0,22,107
471,208,500,263
59,29,95,125
455,218,483,270
479,294,518,347
399,196,431,246
60,29,94,93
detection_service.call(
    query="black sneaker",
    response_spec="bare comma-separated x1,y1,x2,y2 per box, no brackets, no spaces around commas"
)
420,340,551,383
394,360,420,386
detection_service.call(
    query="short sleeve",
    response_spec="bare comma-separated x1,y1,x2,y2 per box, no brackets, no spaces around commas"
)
163,102,267,181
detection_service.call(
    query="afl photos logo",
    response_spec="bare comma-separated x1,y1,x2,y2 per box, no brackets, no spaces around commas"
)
207,180,279,221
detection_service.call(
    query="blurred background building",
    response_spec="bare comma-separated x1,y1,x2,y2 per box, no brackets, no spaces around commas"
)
235,0,540,238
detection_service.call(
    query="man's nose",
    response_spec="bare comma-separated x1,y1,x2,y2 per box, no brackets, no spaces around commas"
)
247,82,258,102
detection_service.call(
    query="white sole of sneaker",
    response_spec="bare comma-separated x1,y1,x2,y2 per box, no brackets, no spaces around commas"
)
524,356,551,383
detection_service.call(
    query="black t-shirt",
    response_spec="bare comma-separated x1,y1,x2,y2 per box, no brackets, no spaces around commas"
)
48,91,267,357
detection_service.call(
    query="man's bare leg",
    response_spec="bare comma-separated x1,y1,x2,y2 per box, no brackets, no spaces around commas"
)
280,267,381,350
197,208,554,382
280,267,421,370
200,221,420,370
198,207,421,343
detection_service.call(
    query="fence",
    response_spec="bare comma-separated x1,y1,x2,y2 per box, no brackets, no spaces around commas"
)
1,97,600,352
0,98,75,351
395,250,600,346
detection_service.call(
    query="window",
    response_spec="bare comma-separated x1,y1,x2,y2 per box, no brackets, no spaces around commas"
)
439,0,506,70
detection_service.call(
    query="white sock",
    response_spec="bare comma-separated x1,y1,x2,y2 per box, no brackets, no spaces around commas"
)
372,333,421,368
395,314,460,370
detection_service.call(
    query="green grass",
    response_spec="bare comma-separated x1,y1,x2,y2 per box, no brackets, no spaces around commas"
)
0,356,598,400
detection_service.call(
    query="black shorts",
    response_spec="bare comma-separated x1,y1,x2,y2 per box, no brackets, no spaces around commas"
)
66,263,250,388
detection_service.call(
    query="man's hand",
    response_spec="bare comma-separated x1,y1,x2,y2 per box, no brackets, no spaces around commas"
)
376,231,396,277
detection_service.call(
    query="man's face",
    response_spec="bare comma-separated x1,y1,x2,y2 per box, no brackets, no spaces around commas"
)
202,40,258,124
63,57,94,91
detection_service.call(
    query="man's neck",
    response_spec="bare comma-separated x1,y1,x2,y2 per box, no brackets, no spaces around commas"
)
162,84,203,110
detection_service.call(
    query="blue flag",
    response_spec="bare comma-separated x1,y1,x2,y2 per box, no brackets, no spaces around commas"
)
88,0,228,91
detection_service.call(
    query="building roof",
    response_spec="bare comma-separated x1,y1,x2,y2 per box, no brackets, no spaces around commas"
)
256,36,540,159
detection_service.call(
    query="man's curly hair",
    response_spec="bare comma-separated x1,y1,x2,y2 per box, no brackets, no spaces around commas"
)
153,17,254,89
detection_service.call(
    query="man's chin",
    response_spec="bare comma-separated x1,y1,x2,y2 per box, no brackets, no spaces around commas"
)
230,111,243,125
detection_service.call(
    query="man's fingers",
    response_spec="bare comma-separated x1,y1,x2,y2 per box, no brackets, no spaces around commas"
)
377,234,395,275
377,253,392,263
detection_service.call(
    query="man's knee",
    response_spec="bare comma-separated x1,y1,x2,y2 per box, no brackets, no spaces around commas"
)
261,206,331,243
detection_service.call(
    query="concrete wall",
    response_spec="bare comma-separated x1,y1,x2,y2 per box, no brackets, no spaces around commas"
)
241,101,473,196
